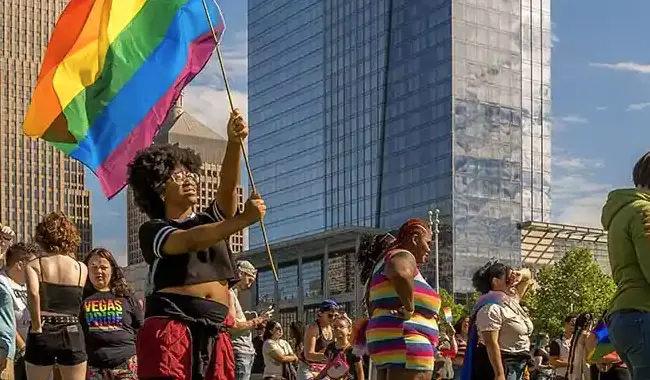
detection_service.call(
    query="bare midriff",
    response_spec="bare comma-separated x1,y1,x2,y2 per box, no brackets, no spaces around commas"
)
158,279,230,307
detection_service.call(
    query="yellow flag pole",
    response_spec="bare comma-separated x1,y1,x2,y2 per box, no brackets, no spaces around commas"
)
200,0,278,282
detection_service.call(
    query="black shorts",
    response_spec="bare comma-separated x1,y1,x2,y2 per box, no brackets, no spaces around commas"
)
25,323,86,366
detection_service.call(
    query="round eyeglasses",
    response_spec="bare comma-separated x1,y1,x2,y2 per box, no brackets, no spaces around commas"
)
169,171,200,184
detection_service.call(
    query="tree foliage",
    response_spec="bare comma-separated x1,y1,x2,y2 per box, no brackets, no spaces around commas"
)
525,248,615,337
439,288,466,323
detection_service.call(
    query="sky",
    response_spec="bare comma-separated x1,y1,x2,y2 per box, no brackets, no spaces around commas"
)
88,0,650,266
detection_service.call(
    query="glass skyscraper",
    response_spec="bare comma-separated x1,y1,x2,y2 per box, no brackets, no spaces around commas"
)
248,0,551,292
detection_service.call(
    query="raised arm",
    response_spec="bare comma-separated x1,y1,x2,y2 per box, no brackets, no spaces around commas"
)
139,194,265,260
0,225,14,261
513,268,532,299
216,109,247,219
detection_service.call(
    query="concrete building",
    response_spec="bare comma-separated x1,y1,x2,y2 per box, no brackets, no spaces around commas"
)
124,96,246,297
1,0,92,255
248,0,551,292
241,227,383,331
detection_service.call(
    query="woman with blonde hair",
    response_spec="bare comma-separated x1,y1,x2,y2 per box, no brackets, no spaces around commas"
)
24,212,88,380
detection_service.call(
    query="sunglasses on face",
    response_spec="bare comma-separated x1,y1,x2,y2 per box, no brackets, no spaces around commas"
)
169,171,200,185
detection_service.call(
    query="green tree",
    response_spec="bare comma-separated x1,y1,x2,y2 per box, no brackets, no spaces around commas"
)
526,248,615,337
439,288,467,323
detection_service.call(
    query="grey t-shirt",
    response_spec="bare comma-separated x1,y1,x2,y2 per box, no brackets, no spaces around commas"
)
231,288,255,355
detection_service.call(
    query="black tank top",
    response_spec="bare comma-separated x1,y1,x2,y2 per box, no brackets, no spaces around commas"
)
139,200,238,292
314,320,333,352
38,257,84,316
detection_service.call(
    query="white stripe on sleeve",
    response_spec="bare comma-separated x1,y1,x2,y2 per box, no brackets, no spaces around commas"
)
152,226,176,257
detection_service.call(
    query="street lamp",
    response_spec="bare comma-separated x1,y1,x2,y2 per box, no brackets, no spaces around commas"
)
428,208,440,292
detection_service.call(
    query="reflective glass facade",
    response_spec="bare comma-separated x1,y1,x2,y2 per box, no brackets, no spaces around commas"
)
249,0,550,292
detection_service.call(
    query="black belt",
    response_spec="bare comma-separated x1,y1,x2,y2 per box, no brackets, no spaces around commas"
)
42,315,78,324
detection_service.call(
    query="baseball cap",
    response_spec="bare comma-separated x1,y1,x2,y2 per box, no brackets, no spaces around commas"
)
319,299,339,312
237,260,257,276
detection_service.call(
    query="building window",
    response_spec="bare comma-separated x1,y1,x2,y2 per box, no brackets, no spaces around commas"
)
328,251,354,295
278,263,298,301
278,308,298,334
304,303,321,324
256,269,275,305
302,259,322,299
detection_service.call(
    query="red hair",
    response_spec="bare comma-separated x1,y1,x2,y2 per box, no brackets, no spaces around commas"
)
392,218,430,247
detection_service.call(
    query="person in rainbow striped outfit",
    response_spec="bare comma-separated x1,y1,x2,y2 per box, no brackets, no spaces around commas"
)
354,218,441,380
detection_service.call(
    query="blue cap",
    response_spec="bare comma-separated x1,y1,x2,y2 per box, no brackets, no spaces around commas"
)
319,299,339,312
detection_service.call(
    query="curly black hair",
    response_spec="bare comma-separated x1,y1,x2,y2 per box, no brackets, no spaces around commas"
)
127,144,202,219
471,260,510,294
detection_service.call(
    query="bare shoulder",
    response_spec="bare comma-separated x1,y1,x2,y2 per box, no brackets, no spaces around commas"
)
305,322,319,335
26,257,40,271
385,249,416,269
388,249,415,262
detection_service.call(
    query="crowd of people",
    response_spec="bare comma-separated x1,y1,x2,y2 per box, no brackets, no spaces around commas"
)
0,110,649,380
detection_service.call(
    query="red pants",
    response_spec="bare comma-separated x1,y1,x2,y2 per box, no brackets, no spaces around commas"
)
136,316,235,380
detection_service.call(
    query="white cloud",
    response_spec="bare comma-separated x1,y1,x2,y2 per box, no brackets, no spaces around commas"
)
183,86,248,138
553,115,588,131
94,238,128,267
553,193,606,228
557,115,588,124
627,102,650,111
596,106,608,111
194,32,247,87
552,154,610,229
589,62,650,74
554,156,603,171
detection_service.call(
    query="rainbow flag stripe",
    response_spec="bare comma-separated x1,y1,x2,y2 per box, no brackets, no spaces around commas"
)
589,321,618,362
443,307,452,323
23,0,225,198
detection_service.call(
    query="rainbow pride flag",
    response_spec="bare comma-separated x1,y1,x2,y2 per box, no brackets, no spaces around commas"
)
443,307,453,323
589,321,619,362
23,0,225,198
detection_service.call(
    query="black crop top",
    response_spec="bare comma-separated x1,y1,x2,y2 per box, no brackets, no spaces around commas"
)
139,200,239,292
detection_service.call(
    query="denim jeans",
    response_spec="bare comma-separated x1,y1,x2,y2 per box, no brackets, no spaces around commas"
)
503,357,527,380
608,311,650,380
235,352,255,380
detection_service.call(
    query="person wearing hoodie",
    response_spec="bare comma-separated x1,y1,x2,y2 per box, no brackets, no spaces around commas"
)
601,151,650,380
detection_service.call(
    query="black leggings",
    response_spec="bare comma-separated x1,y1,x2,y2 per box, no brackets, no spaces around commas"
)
24,323,86,366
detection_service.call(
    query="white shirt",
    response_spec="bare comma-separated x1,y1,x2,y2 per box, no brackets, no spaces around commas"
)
0,273,30,340
475,294,533,354
263,339,294,376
